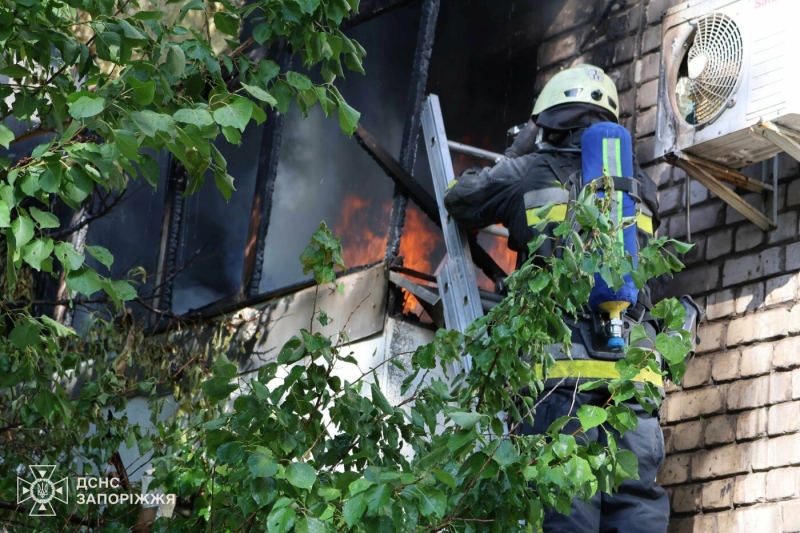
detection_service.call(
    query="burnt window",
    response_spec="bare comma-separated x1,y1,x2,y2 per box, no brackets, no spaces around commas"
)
258,3,421,293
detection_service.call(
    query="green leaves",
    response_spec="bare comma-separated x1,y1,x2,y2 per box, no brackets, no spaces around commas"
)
343,494,367,526
214,12,240,37
174,108,215,128
164,44,187,77
67,92,105,119
248,448,278,478
0,124,14,149
241,83,278,107
286,462,316,490
11,215,34,248
213,96,253,131
576,405,607,431
299,221,345,284
448,411,483,429
86,245,114,270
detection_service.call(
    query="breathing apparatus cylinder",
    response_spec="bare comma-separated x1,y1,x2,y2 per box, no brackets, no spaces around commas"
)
582,122,639,350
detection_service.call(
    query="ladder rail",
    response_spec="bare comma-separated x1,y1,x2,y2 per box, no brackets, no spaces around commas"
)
421,94,485,373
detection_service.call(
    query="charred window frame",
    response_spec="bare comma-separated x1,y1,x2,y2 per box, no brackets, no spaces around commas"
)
154,0,430,315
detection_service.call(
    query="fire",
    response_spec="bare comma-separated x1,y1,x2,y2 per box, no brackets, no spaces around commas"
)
335,194,389,268
398,204,443,314
485,234,517,275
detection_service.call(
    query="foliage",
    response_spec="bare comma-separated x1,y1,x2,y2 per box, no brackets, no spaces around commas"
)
0,1,694,531
0,0,367,529
139,183,693,532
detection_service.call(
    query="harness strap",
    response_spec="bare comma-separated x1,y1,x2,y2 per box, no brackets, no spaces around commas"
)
534,360,663,387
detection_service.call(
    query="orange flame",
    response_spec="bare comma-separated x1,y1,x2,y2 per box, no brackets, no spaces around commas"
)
398,205,443,314
335,194,389,268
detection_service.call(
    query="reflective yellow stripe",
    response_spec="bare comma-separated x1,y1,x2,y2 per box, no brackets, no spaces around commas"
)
534,360,663,387
447,179,457,190
525,206,652,234
638,214,653,235
526,204,568,225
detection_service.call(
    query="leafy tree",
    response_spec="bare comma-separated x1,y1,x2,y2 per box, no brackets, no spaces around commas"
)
0,1,693,531
137,185,692,533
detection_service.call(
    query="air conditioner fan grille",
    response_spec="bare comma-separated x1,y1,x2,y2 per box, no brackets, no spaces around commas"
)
685,12,743,125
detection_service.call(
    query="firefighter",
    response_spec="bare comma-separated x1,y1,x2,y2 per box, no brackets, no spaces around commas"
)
444,64,702,532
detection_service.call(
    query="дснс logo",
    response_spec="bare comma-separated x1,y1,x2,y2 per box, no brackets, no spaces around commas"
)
17,465,69,517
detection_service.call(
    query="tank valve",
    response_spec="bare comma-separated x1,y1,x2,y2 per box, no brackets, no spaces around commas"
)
599,301,630,350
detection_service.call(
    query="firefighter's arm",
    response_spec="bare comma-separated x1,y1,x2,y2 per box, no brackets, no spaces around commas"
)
443,157,527,230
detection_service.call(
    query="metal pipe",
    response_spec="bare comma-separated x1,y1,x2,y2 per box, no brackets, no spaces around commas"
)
447,140,504,163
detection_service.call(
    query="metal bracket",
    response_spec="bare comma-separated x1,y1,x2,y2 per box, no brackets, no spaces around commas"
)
421,95,485,373
665,151,776,231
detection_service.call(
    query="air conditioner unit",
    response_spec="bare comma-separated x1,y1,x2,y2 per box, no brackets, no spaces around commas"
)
655,0,800,169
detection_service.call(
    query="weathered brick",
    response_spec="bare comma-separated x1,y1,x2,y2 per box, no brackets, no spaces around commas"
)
737,407,768,440
727,307,790,346
768,401,800,435
683,356,712,388
770,371,793,405
646,0,668,24
735,282,765,315
665,265,719,298
735,504,783,532
740,343,773,377
681,238,706,266
791,304,800,334
735,224,764,252
705,415,735,446
793,369,800,400
619,88,635,118
663,425,674,453
691,442,752,479
635,135,656,165
666,387,725,421
787,242,800,271
645,162,672,188
733,472,766,505
668,515,715,533
706,290,735,321
702,478,733,510
726,375,769,411
788,179,800,207
766,274,799,306
637,79,659,110
636,106,657,138
658,185,682,214
613,35,637,65
689,179,708,205
712,351,740,382
682,203,723,235
752,433,800,470
537,31,582,69
672,420,705,451
774,337,800,369
768,211,798,244
766,467,800,500
626,3,642,34
726,193,762,224
671,484,702,513
635,52,660,84
707,230,733,261
659,453,691,486
723,247,782,287
784,500,800,532
641,25,661,54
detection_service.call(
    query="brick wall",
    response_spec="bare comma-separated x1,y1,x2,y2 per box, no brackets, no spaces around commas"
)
534,0,800,531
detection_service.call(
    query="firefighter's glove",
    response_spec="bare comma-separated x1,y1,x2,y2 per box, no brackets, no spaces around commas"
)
505,119,539,159
669,295,705,356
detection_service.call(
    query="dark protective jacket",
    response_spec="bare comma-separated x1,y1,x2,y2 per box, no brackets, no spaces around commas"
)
444,108,663,381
